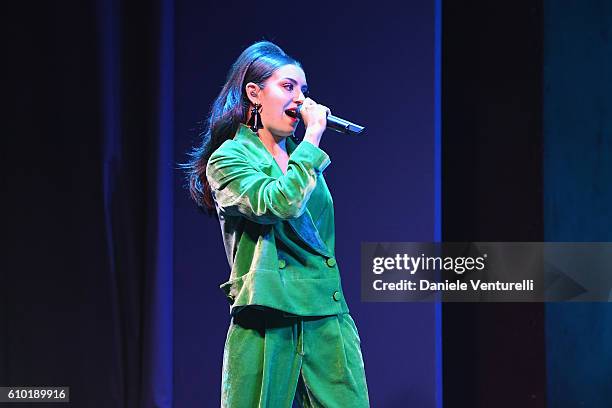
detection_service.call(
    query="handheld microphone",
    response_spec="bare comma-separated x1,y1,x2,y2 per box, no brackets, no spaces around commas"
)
285,106,365,135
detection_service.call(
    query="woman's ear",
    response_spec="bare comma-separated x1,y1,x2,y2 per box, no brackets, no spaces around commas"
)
245,82,260,105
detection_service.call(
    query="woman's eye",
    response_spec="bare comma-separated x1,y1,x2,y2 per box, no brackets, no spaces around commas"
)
283,84,294,91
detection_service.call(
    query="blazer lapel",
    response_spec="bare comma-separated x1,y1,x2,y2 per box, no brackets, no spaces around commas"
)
287,214,332,257
284,136,332,257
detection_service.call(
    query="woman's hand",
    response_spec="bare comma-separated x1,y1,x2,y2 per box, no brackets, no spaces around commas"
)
300,97,331,147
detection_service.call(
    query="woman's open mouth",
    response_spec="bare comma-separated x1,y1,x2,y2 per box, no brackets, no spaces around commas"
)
285,109,299,122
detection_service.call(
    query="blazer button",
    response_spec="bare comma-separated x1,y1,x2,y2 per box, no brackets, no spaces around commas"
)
278,259,287,269
326,258,337,267
333,291,342,301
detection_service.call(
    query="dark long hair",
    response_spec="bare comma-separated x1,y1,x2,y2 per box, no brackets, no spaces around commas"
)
182,41,301,214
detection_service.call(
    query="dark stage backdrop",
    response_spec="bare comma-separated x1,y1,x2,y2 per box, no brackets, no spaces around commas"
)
543,1,612,406
441,1,547,407
173,0,440,407
442,1,612,407
4,0,173,407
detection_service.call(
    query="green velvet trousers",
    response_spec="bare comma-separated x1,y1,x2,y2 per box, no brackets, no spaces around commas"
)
221,307,370,407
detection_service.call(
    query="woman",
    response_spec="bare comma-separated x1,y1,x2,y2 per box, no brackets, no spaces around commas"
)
184,41,369,407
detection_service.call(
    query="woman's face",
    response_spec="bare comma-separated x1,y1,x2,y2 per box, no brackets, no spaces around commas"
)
248,64,308,138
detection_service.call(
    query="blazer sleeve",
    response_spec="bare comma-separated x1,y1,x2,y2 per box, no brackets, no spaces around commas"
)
206,140,331,224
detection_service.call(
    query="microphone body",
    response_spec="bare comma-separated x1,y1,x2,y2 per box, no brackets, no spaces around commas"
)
286,107,365,135
325,114,365,135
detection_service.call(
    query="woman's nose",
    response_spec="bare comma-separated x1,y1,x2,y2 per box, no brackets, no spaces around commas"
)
295,90,306,104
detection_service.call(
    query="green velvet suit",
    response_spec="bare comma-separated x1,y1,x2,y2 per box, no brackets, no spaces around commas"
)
207,124,369,407
207,124,350,316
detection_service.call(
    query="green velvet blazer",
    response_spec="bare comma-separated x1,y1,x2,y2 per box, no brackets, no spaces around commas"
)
206,124,350,316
